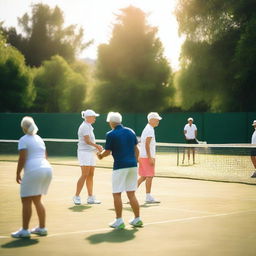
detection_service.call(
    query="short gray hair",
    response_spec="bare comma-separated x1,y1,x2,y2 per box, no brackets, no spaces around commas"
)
106,112,122,123
21,116,38,135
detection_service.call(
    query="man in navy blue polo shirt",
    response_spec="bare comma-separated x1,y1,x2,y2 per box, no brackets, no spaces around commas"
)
97,112,143,229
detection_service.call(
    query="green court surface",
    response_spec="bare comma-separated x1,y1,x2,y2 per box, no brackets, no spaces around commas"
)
0,161,256,256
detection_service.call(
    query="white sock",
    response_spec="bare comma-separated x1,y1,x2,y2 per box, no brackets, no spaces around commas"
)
116,218,123,224
133,217,141,222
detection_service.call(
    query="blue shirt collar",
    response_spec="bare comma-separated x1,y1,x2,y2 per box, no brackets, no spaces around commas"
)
114,124,123,130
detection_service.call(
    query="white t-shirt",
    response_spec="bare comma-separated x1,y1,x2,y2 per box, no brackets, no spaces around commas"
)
184,124,197,140
139,124,156,158
77,121,96,151
251,130,256,144
18,134,51,172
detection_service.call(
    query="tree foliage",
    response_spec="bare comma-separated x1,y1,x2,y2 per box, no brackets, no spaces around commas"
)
1,3,89,67
175,0,256,111
0,34,35,112
93,6,174,113
33,55,87,112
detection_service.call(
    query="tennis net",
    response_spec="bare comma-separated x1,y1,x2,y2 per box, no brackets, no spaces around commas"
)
0,139,256,185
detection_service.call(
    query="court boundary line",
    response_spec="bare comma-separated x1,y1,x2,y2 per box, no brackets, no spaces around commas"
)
1,209,256,240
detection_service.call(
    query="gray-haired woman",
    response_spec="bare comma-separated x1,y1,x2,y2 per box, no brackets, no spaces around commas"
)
11,116,52,238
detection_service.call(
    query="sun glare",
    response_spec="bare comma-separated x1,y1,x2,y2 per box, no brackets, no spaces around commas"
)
0,0,183,69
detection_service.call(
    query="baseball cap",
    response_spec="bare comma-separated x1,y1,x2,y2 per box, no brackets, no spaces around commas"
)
81,109,99,118
147,112,162,121
187,117,193,122
106,112,122,123
252,120,256,126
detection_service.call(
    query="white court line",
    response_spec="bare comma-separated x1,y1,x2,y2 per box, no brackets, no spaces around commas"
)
159,207,218,215
1,209,256,239
144,209,256,226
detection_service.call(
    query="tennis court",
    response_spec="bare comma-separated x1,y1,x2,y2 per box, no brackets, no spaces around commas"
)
1,158,256,256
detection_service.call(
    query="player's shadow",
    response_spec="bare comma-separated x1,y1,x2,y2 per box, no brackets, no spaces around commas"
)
1,238,39,248
108,207,133,212
108,202,160,211
140,203,160,208
86,228,138,244
68,205,92,212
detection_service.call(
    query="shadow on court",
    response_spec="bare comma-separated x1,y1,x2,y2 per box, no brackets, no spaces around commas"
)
68,205,92,212
140,203,160,208
108,203,160,213
1,238,39,248
86,228,138,244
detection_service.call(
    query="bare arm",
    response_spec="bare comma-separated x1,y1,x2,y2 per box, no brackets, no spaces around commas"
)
195,130,197,139
16,149,27,184
145,137,152,158
134,145,139,162
184,129,187,139
84,135,103,152
145,137,155,166
97,149,111,160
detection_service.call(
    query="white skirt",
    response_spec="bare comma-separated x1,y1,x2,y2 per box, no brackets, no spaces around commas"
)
20,167,52,198
77,150,96,166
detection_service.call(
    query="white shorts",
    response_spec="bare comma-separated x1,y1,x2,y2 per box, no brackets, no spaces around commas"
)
112,167,138,193
77,150,96,166
21,167,52,198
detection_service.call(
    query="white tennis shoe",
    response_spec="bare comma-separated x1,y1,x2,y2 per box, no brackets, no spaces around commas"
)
87,196,101,204
73,196,81,205
11,228,31,238
109,219,125,229
251,171,256,178
129,218,143,227
145,195,160,204
30,227,48,236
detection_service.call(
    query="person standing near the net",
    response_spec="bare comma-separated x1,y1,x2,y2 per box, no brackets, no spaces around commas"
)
97,112,143,229
137,112,162,204
73,109,103,205
11,117,53,238
250,120,256,178
183,117,198,164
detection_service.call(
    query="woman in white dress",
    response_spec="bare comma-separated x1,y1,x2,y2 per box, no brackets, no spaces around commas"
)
73,109,103,205
11,116,52,238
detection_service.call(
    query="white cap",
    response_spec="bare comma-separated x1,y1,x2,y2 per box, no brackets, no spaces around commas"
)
147,112,162,121
106,112,122,123
187,117,193,122
252,120,256,126
81,109,99,118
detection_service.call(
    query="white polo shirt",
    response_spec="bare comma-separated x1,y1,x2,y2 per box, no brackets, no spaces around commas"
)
252,130,256,144
77,121,96,151
184,123,197,140
139,124,156,158
18,134,51,172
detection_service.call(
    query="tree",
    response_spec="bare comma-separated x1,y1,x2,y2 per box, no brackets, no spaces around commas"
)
1,3,90,67
175,0,256,111
93,6,174,113
0,34,35,112
33,55,87,112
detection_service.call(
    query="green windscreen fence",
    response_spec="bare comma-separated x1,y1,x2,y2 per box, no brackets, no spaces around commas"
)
0,112,255,143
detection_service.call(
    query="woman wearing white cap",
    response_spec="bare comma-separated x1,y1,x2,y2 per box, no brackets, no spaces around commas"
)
73,109,103,205
250,120,256,178
137,112,162,203
11,116,52,238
